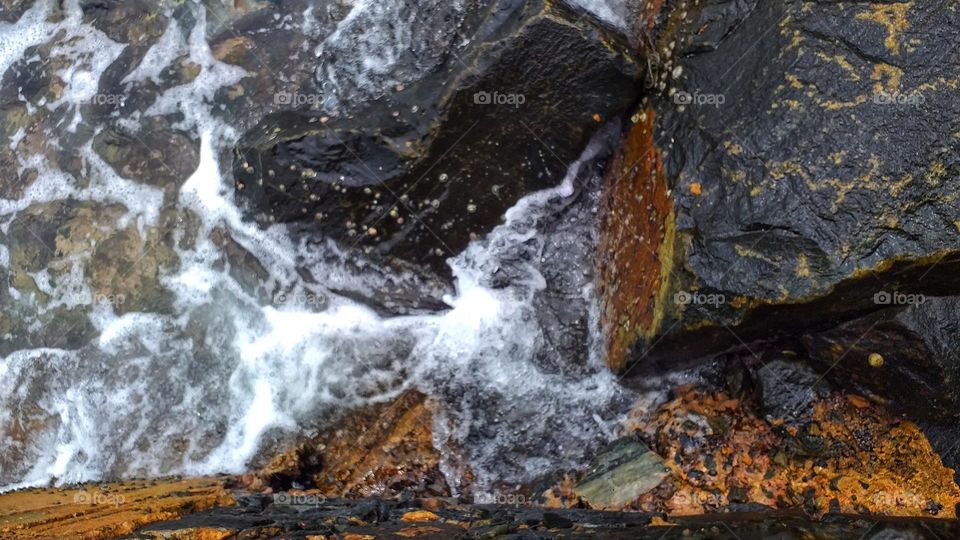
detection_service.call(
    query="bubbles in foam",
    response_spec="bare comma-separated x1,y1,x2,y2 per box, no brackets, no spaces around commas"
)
315,0,466,111
144,9,247,135
46,2,126,130
122,17,184,85
0,0,53,80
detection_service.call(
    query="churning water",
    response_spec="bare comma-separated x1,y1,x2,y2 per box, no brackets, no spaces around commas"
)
0,0,639,496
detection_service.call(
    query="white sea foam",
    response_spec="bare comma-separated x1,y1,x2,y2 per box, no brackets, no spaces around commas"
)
122,17,184,85
0,0,638,495
0,0,53,80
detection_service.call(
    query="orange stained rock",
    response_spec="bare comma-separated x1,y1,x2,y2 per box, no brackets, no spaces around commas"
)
248,390,450,499
401,510,441,522
597,107,673,372
0,477,234,540
397,526,443,537
627,387,960,518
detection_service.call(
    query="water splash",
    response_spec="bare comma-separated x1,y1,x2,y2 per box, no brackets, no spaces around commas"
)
0,0,636,494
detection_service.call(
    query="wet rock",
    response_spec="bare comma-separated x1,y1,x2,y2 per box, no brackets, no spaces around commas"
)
603,0,960,369
92,117,200,191
0,477,233,540
0,0,31,23
597,109,674,372
754,359,832,424
232,0,641,276
802,296,960,482
803,296,960,425
241,391,447,499
624,385,960,518
8,478,960,539
0,200,185,356
573,437,671,510
79,0,167,45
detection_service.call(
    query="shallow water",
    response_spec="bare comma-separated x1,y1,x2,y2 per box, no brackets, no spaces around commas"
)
0,0,648,497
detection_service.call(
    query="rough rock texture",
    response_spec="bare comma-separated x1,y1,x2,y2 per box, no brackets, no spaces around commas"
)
543,357,960,520
130,497,960,539
232,0,641,275
637,386,960,519
573,438,671,509
597,108,674,372
803,296,960,425
603,0,960,369
754,359,832,425
240,391,449,499
0,477,233,540
803,296,960,482
0,200,186,355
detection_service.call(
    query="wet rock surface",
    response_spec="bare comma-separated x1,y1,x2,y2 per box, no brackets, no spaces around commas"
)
802,296,960,483
3,0,960,535
239,391,448,500
231,0,641,276
0,477,233,540
573,438,670,510
754,359,831,425
604,0,960,367
539,358,960,520
804,297,960,423
128,498,960,539
803,296,960,425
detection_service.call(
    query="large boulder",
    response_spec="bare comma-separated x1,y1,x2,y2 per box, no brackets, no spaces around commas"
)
231,0,641,275
602,0,960,371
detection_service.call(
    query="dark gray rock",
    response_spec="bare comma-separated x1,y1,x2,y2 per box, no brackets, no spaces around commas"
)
130,495,960,539
803,296,960,426
614,0,960,367
754,359,832,424
801,296,960,482
231,0,641,275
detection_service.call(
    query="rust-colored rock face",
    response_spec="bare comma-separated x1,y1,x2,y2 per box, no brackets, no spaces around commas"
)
545,382,960,519
0,477,233,540
597,109,674,372
243,391,449,499
635,388,960,518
